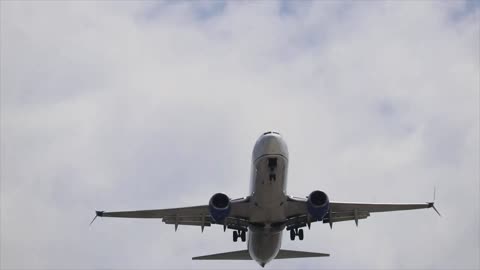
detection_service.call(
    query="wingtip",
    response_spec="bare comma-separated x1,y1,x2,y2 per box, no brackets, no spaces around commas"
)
89,215,97,226
427,202,441,217
433,205,442,217
431,187,441,217
90,210,105,226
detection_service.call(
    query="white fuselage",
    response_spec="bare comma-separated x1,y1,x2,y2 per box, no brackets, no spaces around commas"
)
247,132,289,266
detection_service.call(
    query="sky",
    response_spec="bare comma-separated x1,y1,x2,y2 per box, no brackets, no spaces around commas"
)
1,1,479,269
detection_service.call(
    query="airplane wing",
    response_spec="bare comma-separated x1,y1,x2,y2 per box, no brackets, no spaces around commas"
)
92,197,250,231
284,196,439,229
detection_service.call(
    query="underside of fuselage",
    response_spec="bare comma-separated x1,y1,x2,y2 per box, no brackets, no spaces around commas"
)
248,132,289,266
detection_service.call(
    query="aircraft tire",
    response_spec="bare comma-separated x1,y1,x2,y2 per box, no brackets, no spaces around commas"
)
233,231,238,242
298,229,304,240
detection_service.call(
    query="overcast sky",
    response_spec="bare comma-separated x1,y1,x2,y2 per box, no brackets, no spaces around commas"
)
1,1,479,269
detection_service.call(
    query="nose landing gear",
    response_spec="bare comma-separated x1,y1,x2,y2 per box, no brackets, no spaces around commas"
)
289,228,304,241
233,230,246,242
268,158,277,182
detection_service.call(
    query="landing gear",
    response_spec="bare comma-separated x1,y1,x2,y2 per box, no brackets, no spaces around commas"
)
289,228,304,241
233,230,246,242
268,158,277,182
233,231,238,242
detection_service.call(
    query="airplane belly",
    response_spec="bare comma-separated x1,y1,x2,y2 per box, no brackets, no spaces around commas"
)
250,155,288,223
248,229,282,265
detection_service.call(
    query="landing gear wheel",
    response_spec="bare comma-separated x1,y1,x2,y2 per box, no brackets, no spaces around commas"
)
233,231,238,242
241,231,246,242
298,229,304,240
290,229,295,241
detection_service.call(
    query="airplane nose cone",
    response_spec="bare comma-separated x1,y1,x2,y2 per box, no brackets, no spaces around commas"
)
252,132,288,161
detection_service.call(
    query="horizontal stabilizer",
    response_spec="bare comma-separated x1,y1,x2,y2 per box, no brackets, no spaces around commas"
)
192,250,251,260
192,249,329,260
276,249,329,259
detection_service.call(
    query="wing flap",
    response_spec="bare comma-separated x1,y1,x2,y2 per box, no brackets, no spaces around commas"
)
163,216,212,227
323,211,370,224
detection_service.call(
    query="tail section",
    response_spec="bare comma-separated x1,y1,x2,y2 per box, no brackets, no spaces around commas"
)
192,250,251,260
276,249,330,259
192,249,329,260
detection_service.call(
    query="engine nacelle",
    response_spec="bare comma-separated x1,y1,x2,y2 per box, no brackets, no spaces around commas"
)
307,190,330,220
208,193,231,223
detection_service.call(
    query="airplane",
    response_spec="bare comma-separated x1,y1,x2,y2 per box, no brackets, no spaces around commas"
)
92,131,440,267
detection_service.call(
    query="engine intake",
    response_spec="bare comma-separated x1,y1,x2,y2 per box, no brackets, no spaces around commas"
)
307,190,330,220
209,193,231,223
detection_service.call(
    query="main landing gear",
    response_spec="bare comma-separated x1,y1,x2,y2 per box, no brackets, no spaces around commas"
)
289,228,304,241
233,230,246,242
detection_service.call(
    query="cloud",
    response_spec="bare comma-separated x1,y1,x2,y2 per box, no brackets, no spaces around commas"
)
1,1,478,269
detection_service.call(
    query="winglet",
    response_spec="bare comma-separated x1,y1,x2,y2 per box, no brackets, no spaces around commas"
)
432,205,442,217
429,187,441,217
89,210,104,226
428,202,442,217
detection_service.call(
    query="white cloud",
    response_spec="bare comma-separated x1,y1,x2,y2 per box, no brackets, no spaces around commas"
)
1,1,478,269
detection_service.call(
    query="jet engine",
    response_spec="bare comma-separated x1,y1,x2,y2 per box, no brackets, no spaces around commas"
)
208,193,231,223
307,190,330,220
